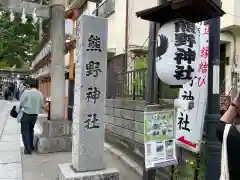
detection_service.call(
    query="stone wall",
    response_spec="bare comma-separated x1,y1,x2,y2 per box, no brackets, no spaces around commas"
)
104,99,207,179
104,99,146,157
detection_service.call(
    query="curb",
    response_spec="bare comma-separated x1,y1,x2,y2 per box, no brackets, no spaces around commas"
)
104,143,163,180
0,101,11,140
104,142,144,176
0,101,23,180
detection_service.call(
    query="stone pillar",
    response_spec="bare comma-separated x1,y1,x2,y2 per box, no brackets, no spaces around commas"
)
50,1,65,120
34,0,72,153
56,15,119,180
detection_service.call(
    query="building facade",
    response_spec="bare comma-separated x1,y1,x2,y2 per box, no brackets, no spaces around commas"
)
220,0,240,94
32,0,240,119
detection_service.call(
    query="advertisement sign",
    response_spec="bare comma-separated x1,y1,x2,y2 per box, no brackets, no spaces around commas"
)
175,22,209,153
144,105,178,169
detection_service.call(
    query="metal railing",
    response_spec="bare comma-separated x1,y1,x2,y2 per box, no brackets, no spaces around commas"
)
92,0,115,18
115,68,147,100
107,68,179,100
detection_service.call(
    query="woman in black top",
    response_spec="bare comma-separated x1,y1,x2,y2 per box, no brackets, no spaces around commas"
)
216,92,240,180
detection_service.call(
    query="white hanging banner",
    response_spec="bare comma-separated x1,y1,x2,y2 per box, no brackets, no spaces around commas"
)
175,22,209,153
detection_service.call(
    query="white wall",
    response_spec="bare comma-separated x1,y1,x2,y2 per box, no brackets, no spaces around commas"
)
128,0,158,48
107,0,126,55
220,33,235,94
221,0,235,29
221,0,240,29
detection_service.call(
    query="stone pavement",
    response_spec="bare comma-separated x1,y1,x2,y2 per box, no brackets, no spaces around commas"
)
0,100,141,180
0,100,22,180
22,147,141,180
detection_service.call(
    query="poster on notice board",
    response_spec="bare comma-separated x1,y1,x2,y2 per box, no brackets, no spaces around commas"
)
144,105,178,169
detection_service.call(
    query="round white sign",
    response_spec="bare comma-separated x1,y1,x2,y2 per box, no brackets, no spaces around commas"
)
156,19,200,86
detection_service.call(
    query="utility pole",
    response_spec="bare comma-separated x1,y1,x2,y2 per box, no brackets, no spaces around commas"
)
50,0,65,121
204,0,221,179
143,0,164,179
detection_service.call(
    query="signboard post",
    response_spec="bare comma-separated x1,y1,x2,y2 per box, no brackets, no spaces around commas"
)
175,22,209,153
144,105,178,169
56,15,119,180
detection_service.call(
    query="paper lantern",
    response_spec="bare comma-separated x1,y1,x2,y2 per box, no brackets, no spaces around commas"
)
156,19,200,87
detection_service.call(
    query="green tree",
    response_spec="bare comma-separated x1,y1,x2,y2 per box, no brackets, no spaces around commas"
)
132,55,147,98
134,55,147,69
133,55,179,99
0,11,40,68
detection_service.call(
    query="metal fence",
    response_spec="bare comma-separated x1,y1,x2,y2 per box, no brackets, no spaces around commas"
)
116,68,146,100
107,68,179,100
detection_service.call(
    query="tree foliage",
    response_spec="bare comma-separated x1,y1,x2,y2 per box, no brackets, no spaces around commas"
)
0,11,40,68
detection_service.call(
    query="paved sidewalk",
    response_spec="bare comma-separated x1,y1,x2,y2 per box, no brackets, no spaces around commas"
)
22,148,141,180
0,101,23,180
0,101,142,180
22,117,141,179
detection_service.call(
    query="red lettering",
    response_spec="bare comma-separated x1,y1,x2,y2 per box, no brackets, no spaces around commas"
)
204,24,209,35
198,61,208,74
200,46,208,59
198,76,206,87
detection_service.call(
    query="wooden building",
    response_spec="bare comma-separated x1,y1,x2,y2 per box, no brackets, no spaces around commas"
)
31,9,78,120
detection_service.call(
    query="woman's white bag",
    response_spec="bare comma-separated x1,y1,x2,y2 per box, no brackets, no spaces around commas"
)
220,124,231,180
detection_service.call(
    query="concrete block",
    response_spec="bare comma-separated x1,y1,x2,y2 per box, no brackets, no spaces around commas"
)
123,100,136,110
122,128,134,140
56,163,119,180
134,132,144,144
105,124,113,132
122,119,134,129
112,125,123,136
106,99,115,108
105,131,134,150
113,108,122,118
36,119,72,138
105,107,114,116
134,121,144,134
121,109,135,120
134,111,144,122
114,99,124,108
104,115,114,124
0,163,22,179
48,120,72,138
113,117,123,127
36,136,72,154
135,101,145,111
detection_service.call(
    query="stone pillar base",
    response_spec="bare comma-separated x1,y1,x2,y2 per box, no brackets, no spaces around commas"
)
35,136,72,154
34,115,72,153
56,163,119,180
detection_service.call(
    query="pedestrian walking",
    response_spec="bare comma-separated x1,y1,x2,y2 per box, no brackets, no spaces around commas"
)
4,87,8,100
8,83,14,100
217,92,240,180
16,78,43,155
